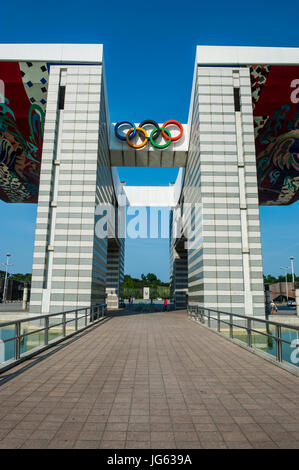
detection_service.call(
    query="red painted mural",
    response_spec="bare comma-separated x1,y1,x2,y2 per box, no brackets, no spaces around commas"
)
0,61,47,203
0,61,298,205
251,65,299,205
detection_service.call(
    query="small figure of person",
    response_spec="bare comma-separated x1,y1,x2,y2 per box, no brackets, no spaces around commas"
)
270,300,277,315
163,298,168,312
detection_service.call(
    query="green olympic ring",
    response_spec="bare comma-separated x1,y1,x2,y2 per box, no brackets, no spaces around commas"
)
150,127,171,149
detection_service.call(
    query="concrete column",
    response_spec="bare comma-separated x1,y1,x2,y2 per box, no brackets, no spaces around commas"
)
30,64,115,314
169,228,188,310
22,282,29,310
106,238,125,310
183,66,264,315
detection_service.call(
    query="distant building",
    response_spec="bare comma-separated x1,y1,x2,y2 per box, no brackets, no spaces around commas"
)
265,282,296,302
0,279,30,302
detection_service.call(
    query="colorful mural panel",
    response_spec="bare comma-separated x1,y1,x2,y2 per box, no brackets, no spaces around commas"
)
0,61,48,203
251,65,299,205
0,61,299,206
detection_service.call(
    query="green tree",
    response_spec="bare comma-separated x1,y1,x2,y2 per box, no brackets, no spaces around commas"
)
123,273,170,299
146,273,159,284
263,274,278,284
278,274,294,283
264,273,299,284
11,273,32,282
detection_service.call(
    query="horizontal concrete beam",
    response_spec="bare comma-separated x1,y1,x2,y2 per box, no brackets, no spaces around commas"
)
196,45,299,65
109,123,188,167
0,44,103,63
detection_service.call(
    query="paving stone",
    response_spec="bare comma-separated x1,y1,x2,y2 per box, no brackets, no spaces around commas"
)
99,440,125,449
47,439,75,449
151,441,177,449
0,310,298,450
21,439,50,449
125,441,151,449
73,440,100,449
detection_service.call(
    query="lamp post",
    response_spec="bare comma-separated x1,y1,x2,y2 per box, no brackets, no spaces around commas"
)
2,253,13,303
280,266,289,303
290,256,295,296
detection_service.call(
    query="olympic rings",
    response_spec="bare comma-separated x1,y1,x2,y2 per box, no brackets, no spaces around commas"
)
138,120,161,141
150,128,171,149
114,119,183,149
161,120,183,142
114,121,136,141
126,127,148,149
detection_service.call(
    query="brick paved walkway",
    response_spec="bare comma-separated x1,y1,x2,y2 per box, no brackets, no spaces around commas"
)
0,310,299,449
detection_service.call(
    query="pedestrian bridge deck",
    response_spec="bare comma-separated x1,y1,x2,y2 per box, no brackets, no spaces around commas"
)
0,310,298,449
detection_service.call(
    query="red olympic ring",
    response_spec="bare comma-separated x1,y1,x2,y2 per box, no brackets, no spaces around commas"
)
161,120,184,142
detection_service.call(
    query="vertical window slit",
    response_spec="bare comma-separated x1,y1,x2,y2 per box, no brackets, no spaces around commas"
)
234,87,241,112
58,85,65,110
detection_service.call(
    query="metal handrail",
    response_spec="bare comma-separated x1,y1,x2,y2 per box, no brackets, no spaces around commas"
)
191,308,295,349
0,305,99,328
0,311,92,344
194,312,294,345
188,305,299,330
187,305,299,365
0,303,106,369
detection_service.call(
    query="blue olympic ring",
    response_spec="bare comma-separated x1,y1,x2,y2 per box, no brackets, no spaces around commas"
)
114,121,136,141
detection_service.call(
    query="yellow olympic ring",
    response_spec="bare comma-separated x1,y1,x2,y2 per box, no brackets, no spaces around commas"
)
126,127,148,149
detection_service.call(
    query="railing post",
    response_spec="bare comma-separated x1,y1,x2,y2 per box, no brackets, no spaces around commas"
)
44,316,49,345
208,310,211,328
247,318,252,347
63,313,66,337
276,325,282,362
85,308,88,327
229,314,233,338
217,311,220,332
102,305,105,318
75,311,78,331
14,321,21,360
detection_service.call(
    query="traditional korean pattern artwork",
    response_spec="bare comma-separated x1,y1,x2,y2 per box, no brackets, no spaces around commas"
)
0,61,48,203
251,65,299,205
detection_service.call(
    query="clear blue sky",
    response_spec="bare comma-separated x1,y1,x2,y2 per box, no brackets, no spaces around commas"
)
0,0,298,281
